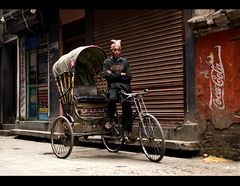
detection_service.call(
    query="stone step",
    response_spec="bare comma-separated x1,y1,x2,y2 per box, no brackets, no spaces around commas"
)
1,124,15,130
0,130,16,136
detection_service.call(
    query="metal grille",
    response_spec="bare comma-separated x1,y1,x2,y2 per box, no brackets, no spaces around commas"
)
93,9,185,127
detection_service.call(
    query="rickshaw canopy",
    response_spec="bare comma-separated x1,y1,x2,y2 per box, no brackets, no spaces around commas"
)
52,45,107,78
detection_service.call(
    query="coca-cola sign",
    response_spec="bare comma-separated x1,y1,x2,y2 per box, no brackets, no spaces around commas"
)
206,45,225,111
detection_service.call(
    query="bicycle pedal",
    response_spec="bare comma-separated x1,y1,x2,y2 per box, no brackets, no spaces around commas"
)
104,121,114,130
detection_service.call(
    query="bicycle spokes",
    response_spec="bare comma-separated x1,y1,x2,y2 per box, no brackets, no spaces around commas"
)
139,114,165,162
51,116,74,159
144,119,157,138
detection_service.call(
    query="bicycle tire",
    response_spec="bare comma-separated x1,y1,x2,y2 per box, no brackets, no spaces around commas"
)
139,114,165,162
102,119,125,153
51,116,74,159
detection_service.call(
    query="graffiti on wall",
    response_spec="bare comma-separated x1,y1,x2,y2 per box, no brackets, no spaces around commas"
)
196,28,240,128
200,45,225,111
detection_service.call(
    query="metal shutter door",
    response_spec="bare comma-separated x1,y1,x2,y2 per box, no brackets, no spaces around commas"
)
93,9,184,127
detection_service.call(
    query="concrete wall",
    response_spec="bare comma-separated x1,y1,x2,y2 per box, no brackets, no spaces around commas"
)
196,27,240,160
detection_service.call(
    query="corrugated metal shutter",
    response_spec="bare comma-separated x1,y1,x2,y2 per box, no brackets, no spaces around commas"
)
93,9,185,127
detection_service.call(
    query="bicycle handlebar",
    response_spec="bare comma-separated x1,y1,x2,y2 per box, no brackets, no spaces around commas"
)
120,89,149,99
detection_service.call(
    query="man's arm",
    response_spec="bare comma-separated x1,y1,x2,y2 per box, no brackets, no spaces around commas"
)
103,59,121,82
119,60,132,83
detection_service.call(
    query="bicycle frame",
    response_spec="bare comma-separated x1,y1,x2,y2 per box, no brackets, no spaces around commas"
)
120,90,149,133
102,89,166,162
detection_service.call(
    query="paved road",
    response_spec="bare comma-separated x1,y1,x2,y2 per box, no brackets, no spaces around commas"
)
0,135,239,176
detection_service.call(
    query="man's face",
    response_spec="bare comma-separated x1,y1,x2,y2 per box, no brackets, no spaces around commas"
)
111,45,121,59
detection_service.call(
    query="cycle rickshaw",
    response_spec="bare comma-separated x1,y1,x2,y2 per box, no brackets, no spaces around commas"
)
51,45,165,162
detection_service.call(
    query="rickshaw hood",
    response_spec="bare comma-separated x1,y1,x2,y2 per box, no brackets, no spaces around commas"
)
52,45,107,78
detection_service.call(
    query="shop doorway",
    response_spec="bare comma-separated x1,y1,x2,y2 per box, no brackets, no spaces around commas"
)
1,40,17,123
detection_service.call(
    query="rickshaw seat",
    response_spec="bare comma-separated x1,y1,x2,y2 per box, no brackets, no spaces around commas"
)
74,95,107,103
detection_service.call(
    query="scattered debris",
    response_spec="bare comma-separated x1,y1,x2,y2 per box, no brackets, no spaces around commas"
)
203,155,228,163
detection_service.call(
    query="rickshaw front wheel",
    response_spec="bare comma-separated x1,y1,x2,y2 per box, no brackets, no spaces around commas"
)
51,116,74,159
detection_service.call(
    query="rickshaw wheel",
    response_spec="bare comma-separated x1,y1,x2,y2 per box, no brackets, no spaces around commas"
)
102,120,124,153
51,116,74,159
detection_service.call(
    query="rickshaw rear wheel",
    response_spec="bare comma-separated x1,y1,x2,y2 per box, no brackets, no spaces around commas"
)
51,116,74,159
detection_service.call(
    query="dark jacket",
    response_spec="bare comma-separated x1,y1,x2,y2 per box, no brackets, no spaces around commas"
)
103,56,132,92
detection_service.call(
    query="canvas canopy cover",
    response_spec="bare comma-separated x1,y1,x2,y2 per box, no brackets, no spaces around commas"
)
52,45,107,79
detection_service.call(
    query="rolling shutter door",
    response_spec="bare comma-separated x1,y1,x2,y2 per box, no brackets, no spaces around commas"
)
93,9,185,127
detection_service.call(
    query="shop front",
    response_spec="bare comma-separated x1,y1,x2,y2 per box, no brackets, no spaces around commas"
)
2,9,61,137
92,9,199,151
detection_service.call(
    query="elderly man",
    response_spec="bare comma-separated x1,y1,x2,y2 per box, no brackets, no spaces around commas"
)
103,39,133,132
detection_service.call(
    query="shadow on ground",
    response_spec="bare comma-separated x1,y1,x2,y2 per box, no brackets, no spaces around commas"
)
15,135,200,159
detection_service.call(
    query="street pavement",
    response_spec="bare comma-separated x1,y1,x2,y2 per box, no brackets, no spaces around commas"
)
0,135,240,176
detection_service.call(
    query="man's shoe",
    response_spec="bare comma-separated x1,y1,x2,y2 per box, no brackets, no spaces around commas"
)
104,121,115,130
